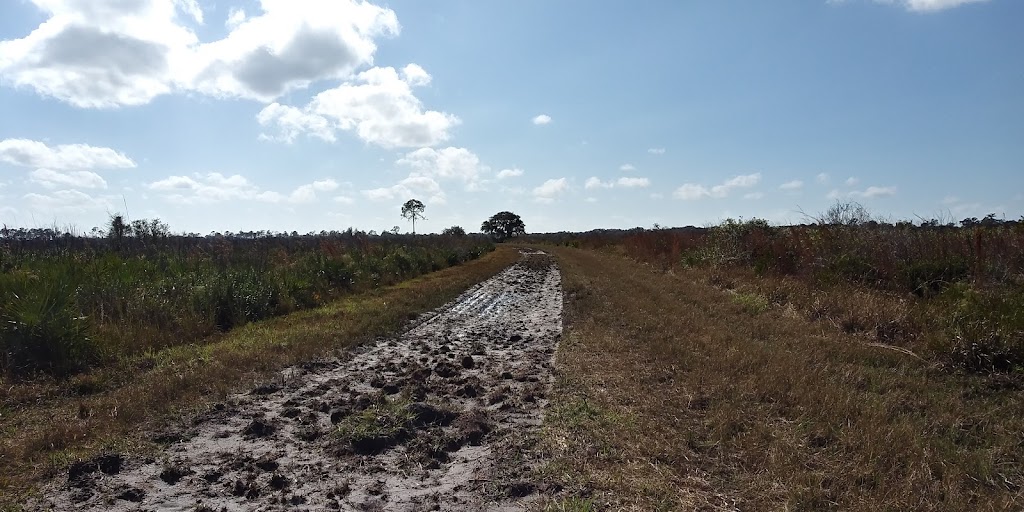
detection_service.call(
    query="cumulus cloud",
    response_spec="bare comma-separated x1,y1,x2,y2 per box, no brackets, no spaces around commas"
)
586,176,650,190
779,180,804,190
0,0,400,107
361,175,445,205
30,168,107,189
673,173,761,200
853,186,897,198
845,177,859,186
532,114,551,125
617,177,650,188
816,172,830,184
24,189,113,213
256,103,336,143
584,177,613,190
0,138,135,170
259,65,459,148
397,147,482,184
148,172,339,204
497,168,523,179
620,164,636,172
647,148,665,155
533,178,568,203
828,185,897,200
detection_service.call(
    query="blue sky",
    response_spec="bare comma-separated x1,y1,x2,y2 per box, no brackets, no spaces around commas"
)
0,0,1021,234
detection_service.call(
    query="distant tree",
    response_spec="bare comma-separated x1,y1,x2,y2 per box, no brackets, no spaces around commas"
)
401,199,427,234
814,201,872,226
442,225,466,237
108,214,128,248
481,211,526,242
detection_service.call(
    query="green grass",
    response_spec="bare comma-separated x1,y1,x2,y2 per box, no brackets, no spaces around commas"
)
0,233,493,380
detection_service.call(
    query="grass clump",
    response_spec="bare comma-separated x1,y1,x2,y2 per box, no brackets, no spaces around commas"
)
334,397,415,455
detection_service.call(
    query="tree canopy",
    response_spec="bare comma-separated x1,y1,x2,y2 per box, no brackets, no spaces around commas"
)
481,211,525,241
400,199,426,234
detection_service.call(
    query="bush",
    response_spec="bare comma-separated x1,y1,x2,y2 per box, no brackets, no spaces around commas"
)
0,272,97,378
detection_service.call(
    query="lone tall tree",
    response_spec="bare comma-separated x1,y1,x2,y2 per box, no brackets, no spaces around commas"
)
481,211,525,242
401,199,426,234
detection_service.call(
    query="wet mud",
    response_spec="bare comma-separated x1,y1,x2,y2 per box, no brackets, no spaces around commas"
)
31,250,562,511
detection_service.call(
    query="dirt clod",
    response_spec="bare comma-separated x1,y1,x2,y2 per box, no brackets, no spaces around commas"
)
32,252,562,511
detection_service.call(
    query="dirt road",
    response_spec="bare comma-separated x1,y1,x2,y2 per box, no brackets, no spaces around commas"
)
32,250,562,511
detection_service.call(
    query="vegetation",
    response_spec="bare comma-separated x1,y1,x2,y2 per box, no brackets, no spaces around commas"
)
441,225,466,237
401,199,427,234
539,205,1024,375
481,211,526,242
0,222,493,380
0,244,521,503
545,246,1023,510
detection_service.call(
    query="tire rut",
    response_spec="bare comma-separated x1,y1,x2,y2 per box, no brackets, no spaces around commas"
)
31,250,562,512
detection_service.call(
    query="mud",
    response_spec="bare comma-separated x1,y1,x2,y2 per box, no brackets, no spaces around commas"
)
30,251,562,511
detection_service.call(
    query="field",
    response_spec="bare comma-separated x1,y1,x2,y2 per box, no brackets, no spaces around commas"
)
2,217,1023,510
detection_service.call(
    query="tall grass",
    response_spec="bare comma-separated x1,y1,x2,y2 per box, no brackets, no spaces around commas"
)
542,216,1024,374
0,227,493,380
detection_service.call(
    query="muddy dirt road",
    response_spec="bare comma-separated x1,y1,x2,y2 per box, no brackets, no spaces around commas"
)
32,251,562,511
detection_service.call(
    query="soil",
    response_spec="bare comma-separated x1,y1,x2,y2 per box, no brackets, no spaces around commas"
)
30,250,562,511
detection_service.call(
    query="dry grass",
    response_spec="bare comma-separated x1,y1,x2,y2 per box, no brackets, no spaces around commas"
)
0,246,520,506
543,247,1023,511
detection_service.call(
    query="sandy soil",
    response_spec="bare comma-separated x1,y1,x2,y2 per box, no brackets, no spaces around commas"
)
31,250,562,511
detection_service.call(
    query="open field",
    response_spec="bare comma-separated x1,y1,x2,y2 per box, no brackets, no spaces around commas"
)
543,244,1023,511
0,242,519,506
3,223,1023,511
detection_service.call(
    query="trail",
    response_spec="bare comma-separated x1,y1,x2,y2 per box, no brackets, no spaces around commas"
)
33,250,562,511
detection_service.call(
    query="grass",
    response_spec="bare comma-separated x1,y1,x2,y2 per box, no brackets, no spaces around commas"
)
543,246,1023,510
1,229,493,380
0,244,520,505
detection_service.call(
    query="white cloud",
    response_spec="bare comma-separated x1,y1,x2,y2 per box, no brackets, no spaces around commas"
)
30,168,107,189
497,168,523,179
620,163,636,172
845,177,859,186
617,177,650,188
647,148,665,155
225,7,247,29
532,114,552,125
533,178,568,203
828,185,898,200
585,197,597,203
816,173,830,184
0,0,399,107
397,147,482,184
334,195,354,205
0,139,135,170
744,192,765,200
361,175,445,205
870,0,991,12
779,180,804,190
184,0,399,102
256,103,336,143
673,173,761,200
586,176,651,190
148,172,338,204
650,193,664,199
259,66,459,148
24,189,113,213
853,186,897,198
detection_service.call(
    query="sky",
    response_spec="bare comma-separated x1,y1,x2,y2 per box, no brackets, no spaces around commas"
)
0,0,1021,234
